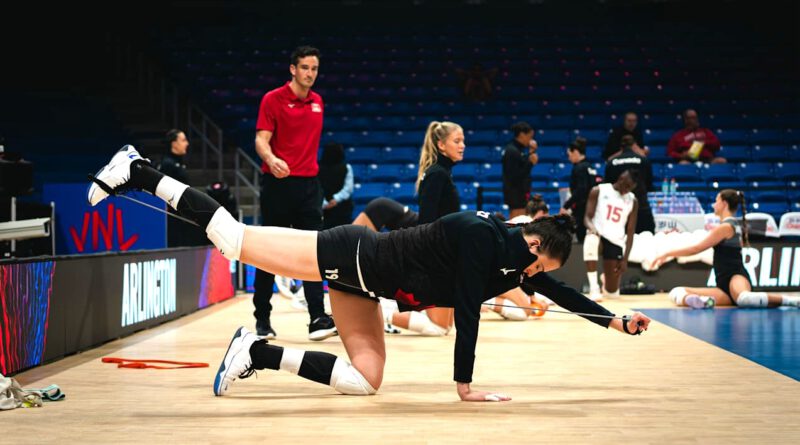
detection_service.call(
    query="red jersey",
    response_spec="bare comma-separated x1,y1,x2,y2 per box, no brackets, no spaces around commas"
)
667,127,721,162
256,82,324,177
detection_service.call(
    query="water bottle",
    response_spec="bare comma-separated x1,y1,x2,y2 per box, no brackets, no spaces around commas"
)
670,178,678,195
662,177,669,194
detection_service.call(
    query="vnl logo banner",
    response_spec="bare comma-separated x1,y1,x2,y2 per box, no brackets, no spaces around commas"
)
121,259,177,327
42,183,166,255
707,245,800,289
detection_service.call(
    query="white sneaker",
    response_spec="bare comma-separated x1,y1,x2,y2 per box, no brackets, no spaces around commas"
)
87,145,147,206
213,326,258,396
685,295,715,310
589,290,603,302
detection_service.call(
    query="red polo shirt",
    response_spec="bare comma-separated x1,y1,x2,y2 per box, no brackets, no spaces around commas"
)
256,82,324,177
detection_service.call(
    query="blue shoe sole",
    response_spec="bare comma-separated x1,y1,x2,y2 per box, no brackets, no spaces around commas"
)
213,326,245,396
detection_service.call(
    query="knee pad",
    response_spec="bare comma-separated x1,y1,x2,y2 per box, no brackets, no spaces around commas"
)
330,359,377,395
408,311,448,336
206,207,245,261
669,287,688,306
583,233,600,262
736,291,768,308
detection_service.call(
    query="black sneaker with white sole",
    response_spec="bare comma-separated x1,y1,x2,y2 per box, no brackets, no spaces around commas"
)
308,315,337,341
256,319,276,339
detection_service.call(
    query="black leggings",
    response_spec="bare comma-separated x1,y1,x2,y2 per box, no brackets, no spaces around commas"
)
363,198,418,230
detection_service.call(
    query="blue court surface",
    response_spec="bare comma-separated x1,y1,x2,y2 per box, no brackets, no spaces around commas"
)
640,308,800,381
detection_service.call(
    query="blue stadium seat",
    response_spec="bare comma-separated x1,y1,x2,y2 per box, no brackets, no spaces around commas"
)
585,146,603,163
739,163,774,182
644,129,674,145
786,144,799,159
678,181,711,192
353,183,389,204
382,147,418,164
573,129,610,147
386,183,416,202
453,163,481,182
479,163,503,182
749,191,788,203
717,145,750,163
456,183,478,202
532,163,555,181
750,145,786,162
346,147,382,164
749,202,789,220
536,146,564,163
536,129,570,145
715,129,749,145
701,164,738,182
552,163,572,182
362,164,414,182
661,163,700,182
470,146,503,163
775,163,800,181
747,180,786,192
749,129,784,145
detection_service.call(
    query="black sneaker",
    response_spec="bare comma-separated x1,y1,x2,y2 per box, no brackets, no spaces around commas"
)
308,315,338,341
256,319,276,339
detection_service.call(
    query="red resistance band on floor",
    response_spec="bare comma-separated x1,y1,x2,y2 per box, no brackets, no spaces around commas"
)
102,357,209,369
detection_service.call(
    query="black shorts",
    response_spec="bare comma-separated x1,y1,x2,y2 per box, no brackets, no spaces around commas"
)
715,269,751,304
503,191,528,210
316,225,382,301
364,197,418,231
600,236,623,260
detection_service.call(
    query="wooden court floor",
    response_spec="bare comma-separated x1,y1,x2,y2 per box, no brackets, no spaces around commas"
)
9,293,800,444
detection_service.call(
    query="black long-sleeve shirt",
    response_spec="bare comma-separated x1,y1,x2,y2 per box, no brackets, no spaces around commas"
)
360,211,615,383
157,152,189,183
502,139,533,203
418,154,460,224
562,160,597,212
603,126,645,160
604,149,654,208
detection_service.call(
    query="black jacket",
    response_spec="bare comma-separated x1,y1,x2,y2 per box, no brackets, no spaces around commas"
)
418,154,460,224
604,149,654,208
562,160,597,213
361,211,615,383
157,152,189,184
603,127,645,160
502,139,533,203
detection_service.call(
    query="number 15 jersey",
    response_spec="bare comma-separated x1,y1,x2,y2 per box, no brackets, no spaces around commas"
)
592,183,635,248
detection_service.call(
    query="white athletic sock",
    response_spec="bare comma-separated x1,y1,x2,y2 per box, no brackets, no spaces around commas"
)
669,287,688,306
602,288,620,299
278,347,305,375
781,295,800,307
587,271,599,293
154,175,190,210
379,298,399,323
407,311,447,336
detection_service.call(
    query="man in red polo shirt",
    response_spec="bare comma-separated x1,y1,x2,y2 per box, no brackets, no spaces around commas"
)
253,46,336,341
666,109,726,164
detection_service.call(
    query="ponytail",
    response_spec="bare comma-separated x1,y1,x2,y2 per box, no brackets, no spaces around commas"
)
719,189,749,247
416,121,462,192
739,190,749,247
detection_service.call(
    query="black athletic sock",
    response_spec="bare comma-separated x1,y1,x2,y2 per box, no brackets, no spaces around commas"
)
128,162,220,228
129,161,163,194
249,341,337,386
176,187,221,229
250,340,283,370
